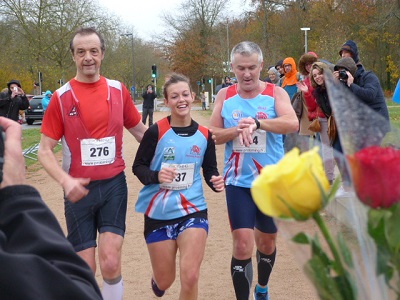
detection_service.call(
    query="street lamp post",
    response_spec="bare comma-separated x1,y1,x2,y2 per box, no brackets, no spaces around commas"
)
300,27,310,53
121,33,136,101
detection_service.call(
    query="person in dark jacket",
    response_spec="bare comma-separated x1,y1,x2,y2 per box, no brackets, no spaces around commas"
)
0,80,29,122
0,116,102,300
142,84,157,126
334,56,390,123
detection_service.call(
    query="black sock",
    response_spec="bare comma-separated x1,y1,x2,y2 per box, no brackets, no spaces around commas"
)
257,248,276,286
231,257,253,300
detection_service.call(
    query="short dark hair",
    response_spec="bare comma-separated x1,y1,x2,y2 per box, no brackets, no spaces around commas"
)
69,27,105,54
163,73,192,99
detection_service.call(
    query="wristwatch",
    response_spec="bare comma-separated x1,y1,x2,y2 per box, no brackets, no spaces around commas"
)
252,117,260,130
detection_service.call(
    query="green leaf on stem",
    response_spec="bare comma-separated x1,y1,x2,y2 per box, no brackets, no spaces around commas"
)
337,232,354,268
292,232,312,244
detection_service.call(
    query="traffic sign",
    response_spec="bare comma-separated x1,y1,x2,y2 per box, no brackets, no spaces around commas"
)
131,86,135,92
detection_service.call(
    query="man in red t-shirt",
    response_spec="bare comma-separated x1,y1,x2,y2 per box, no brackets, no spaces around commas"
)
38,27,147,300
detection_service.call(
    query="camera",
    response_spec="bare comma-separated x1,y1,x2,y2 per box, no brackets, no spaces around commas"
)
338,70,348,81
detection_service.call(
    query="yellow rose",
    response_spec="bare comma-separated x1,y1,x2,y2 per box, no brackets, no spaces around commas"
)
251,147,330,220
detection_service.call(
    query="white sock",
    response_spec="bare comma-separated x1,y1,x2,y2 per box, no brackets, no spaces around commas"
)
102,276,124,300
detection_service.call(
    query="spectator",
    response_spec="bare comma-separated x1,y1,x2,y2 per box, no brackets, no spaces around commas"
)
0,116,102,300
200,91,207,110
281,57,300,100
221,76,233,88
336,43,390,123
296,52,319,147
275,59,285,78
142,84,157,126
266,67,281,86
309,62,340,187
42,90,52,113
0,80,29,122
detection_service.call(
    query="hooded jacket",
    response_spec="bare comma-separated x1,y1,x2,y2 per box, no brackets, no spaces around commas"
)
334,57,357,77
281,57,299,100
335,57,390,123
42,90,52,112
339,40,360,64
0,80,29,121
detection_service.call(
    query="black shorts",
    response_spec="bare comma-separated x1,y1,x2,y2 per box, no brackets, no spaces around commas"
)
226,185,277,233
64,172,128,251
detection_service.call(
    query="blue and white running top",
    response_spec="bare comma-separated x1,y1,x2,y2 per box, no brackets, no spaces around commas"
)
221,83,284,188
135,118,209,220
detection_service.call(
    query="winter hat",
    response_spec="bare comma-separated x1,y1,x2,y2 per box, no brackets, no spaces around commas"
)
7,79,21,90
339,40,359,63
334,57,357,77
298,53,318,76
307,51,318,58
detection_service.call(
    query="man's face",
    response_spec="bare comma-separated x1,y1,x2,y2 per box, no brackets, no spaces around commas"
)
341,50,352,59
276,66,284,75
71,33,104,82
231,53,263,92
283,64,292,74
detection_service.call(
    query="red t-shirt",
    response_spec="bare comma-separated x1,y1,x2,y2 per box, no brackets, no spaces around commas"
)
42,77,141,140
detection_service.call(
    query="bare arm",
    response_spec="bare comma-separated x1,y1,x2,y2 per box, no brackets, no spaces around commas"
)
38,134,90,203
209,88,240,145
127,121,148,143
258,86,299,134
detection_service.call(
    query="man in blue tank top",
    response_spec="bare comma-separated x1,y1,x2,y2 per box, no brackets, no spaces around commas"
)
210,41,299,300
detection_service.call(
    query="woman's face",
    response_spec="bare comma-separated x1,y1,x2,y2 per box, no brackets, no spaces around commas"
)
305,62,313,74
164,81,194,117
268,72,276,81
312,68,324,86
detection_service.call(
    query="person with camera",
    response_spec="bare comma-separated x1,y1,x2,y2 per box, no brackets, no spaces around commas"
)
0,116,103,300
0,80,29,122
142,84,157,126
334,56,389,123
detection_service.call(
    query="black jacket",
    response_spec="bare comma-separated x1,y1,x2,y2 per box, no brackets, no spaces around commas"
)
0,185,102,300
0,91,29,121
142,90,157,109
351,65,390,121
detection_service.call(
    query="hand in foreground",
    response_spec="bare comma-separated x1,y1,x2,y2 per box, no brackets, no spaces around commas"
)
0,117,26,188
210,175,225,192
158,167,177,184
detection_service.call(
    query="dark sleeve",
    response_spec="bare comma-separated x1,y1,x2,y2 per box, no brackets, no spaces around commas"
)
132,124,160,185
0,185,102,300
350,72,381,105
0,92,11,107
202,130,220,192
18,95,29,110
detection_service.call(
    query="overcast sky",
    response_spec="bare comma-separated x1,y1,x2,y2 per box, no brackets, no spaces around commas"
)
98,0,252,41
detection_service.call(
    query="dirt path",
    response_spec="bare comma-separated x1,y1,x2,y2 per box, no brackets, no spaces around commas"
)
26,109,318,299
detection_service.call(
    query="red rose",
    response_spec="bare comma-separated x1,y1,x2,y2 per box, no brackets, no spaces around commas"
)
347,146,400,208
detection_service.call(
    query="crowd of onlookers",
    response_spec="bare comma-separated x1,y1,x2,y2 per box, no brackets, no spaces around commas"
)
264,40,390,197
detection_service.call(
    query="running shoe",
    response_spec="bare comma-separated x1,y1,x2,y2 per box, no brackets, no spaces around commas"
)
151,278,165,297
253,286,269,300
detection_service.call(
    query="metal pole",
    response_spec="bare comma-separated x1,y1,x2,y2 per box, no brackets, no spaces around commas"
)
226,20,230,75
300,27,310,54
131,36,135,101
